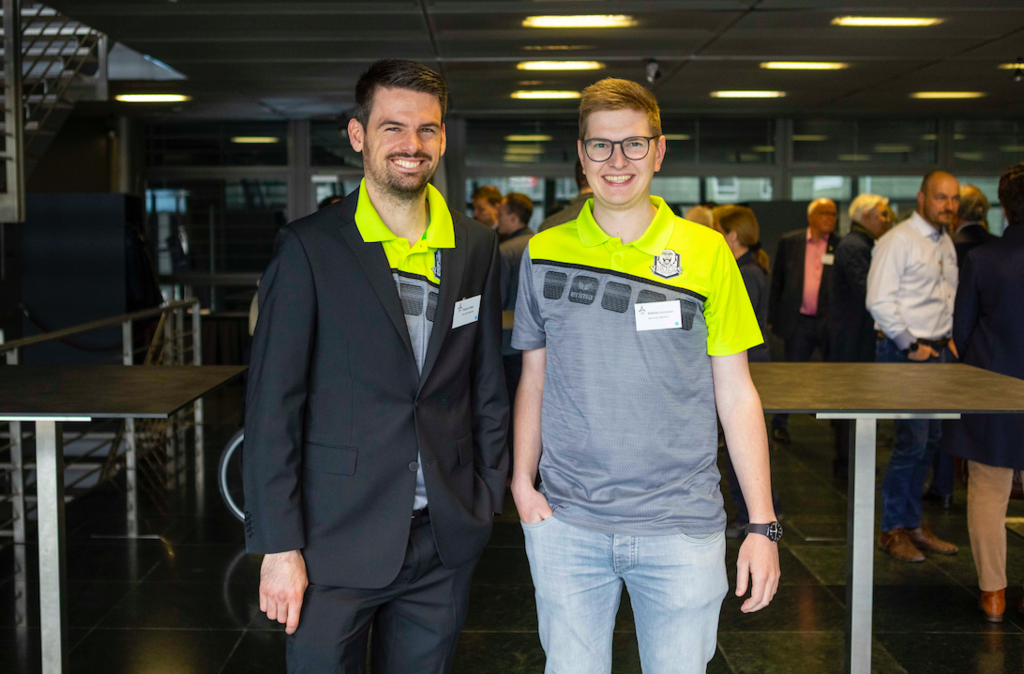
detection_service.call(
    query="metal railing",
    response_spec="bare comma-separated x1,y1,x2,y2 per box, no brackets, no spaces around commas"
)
0,298,203,552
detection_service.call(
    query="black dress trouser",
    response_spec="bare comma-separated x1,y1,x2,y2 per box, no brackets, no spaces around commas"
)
286,517,477,674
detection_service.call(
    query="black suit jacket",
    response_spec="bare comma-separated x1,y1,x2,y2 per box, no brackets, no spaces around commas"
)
768,228,840,340
953,223,995,273
242,189,509,589
942,225,1024,469
829,225,877,363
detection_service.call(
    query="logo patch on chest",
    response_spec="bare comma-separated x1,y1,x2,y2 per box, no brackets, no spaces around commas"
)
651,249,682,279
433,250,442,280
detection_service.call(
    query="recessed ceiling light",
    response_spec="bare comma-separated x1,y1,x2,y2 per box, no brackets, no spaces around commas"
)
523,15,636,29
760,62,848,70
1001,145,1024,152
231,136,281,144
511,90,581,100
999,63,1024,70
663,134,691,141
831,17,943,27
522,45,593,51
505,145,545,154
954,152,984,161
518,80,544,85
838,154,872,161
517,61,605,71
504,155,540,163
505,134,553,142
711,90,785,98
921,134,938,141
115,94,191,103
752,146,776,152
874,144,913,153
793,134,829,141
910,91,985,99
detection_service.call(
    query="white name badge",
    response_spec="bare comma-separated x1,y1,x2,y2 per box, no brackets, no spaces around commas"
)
822,253,835,265
634,300,683,331
452,295,481,329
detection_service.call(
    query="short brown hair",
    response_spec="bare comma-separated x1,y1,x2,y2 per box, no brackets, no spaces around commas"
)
714,204,769,275
354,59,448,128
503,192,534,225
999,162,1024,226
578,78,661,140
471,185,502,206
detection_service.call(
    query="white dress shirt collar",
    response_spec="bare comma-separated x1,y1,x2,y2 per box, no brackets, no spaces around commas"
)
908,211,945,242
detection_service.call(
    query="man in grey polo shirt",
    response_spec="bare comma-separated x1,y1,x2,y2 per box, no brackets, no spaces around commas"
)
511,78,780,674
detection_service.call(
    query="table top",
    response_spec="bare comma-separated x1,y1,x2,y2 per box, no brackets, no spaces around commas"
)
750,363,1024,415
0,365,247,419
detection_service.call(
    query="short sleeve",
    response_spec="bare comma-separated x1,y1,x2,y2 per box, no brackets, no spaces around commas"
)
510,247,546,350
704,238,764,356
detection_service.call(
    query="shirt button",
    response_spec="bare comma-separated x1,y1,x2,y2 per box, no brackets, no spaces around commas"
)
409,461,419,472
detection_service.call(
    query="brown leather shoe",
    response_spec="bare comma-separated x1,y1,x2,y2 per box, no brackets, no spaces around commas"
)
908,524,959,555
980,590,1005,622
878,529,925,562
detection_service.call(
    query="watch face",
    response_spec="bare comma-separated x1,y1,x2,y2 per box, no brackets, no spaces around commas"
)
768,521,783,543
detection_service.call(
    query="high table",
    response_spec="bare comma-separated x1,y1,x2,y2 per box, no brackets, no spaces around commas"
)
0,364,246,674
750,363,1024,674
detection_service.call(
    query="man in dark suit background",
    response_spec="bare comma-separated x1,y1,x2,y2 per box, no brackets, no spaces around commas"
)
952,184,995,268
242,60,508,673
768,198,840,443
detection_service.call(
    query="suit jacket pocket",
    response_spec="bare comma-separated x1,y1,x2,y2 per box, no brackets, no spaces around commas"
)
303,442,358,475
457,433,473,467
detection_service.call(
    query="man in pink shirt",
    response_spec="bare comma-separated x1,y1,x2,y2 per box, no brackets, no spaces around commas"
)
767,199,840,446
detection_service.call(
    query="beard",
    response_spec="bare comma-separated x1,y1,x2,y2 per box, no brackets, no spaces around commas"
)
364,150,437,202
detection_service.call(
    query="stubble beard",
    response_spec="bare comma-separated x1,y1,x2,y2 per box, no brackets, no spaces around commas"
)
364,150,437,203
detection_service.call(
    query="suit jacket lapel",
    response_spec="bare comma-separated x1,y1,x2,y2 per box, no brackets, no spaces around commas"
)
418,217,466,391
336,194,415,358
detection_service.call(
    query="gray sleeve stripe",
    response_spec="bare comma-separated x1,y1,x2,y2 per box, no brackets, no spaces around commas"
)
531,258,708,303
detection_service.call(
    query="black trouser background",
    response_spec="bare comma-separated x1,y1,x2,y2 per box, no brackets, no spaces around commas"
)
503,353,523,471
772,314,829,431
286,518,477,674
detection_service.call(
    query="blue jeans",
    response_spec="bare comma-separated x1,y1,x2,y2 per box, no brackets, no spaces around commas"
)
876,338,949,532
523,516,728,674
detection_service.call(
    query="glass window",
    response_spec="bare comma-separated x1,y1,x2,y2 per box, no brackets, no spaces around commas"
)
311,119,363,168
145,122,288,167
466,120,579,167
857,176,923,220
793,119,937,164
650,177,701,212
705,177,773,203
792,176,852,201
311,175,362,208
953,120,1024,167
657,119,698,165
698,119,774,165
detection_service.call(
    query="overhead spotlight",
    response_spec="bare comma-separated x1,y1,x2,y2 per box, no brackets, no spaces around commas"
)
645,59,660,84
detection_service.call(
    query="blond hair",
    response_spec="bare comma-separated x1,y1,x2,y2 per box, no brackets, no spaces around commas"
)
714,205,769,275
578,78,661,140
848,193,889,224
683,205,714,228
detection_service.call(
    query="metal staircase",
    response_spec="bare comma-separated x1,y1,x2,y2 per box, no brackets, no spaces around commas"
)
1,1,108,221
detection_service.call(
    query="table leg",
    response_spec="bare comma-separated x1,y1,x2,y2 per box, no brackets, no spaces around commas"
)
846,417,877,674
35,420,68,674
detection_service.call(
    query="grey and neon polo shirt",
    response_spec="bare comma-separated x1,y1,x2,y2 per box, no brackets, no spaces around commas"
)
511,196,763,535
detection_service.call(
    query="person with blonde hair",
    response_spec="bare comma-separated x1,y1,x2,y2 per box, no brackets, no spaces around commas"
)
952,185,994,265
684,204,714,228
512,77,780,674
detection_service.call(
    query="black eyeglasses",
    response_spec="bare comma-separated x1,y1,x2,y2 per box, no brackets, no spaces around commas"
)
583,136,658,162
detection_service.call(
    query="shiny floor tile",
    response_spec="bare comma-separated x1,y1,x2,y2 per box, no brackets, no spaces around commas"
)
68,628,243,674
877,631,1024,674
220,630,286,673
718,584,846,633
99,581,256,630
143,544,259,584
717,632,906,674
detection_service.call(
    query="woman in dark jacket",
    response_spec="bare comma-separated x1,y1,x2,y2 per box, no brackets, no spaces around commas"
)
713,205,781,534
942,163,1024,623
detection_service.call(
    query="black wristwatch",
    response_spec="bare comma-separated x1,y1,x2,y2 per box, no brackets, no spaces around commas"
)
745,521,783,543
903,339,922,355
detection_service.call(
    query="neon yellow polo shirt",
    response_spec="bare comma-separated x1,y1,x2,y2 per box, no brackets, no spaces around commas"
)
510,195,763,536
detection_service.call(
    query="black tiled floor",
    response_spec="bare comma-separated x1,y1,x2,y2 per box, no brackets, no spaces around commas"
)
4,385,1024,672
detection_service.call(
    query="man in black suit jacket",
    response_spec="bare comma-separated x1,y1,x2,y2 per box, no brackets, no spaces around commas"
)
242,60,508,674
952,184,995,270
767,198,840,442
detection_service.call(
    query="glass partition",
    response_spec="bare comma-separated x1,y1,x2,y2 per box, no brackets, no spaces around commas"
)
792,176,853,202
311,119,363,168
953,120,1024,167
145,122,288,167
705,177,773,203
793,119,937,165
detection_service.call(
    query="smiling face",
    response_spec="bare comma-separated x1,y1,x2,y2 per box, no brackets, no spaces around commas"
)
578,108,665,213
348,87,446,201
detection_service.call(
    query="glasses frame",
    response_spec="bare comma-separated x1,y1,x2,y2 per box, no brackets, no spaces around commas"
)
582,135,659,162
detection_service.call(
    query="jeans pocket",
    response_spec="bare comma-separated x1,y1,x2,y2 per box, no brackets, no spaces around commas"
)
521,515,557,531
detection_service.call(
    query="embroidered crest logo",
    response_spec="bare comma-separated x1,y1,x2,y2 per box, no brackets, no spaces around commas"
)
650,249,682,279
433,250,442,280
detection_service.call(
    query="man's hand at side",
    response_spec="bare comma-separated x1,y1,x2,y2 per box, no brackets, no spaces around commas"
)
259,550,308,634
735,534,780,613
512,480,553,525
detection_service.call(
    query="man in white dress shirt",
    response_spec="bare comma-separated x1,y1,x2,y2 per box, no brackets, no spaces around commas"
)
867,170,961,563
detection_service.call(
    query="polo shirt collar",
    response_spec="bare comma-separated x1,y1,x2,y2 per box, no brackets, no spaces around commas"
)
576,195,675,256
354,178,455,248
